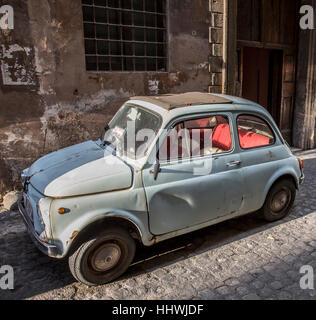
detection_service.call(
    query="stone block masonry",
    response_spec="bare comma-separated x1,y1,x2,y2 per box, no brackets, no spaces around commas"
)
208,0,224,94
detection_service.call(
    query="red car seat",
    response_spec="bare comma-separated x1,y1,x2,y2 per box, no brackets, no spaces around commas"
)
212,124,232,151
238,128,270,149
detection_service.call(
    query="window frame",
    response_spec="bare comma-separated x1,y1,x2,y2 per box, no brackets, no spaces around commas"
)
236,113,277,151
156,112,235,165
82,0,169,73
106,103,164,161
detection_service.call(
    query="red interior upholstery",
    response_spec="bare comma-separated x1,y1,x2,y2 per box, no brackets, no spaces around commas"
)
160,135,183,160
238,128,270,149
160,123,271,160
188,128,210,148
212,124,232,151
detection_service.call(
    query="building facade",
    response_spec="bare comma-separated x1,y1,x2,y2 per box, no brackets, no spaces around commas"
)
0,0,315,197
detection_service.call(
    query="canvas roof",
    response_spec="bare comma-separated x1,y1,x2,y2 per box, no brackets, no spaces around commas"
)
130,92,233,110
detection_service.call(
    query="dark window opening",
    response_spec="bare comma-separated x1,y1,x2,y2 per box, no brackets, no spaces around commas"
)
82,0,168,72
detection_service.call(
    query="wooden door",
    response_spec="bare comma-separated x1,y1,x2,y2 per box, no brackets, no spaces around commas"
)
242,47,271,110
280,48,297,144
242,47,284,131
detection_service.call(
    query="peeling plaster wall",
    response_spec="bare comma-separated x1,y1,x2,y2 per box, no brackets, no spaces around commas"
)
0,0,211,198
0,44,35,85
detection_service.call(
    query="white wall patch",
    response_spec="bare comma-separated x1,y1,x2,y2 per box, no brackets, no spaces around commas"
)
0,44,36,85
148,80,159,95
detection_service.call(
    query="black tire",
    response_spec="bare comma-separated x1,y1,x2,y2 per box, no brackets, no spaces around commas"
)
261,179,296,222
68,227,136,286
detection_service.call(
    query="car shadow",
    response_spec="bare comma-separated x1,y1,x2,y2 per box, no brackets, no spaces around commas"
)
0,158,314,300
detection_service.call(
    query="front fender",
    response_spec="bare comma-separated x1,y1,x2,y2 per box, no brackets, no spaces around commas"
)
56,209,154,258
49,188,152,258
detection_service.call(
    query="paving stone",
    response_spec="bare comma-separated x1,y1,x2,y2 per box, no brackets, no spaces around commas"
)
260,286,275,298
270,281,283,290
236,286,250,296
215,286,230,295
242,293,261,300
250,280,265,290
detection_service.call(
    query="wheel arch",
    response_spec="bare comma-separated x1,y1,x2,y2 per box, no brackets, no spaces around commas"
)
66,214,152,258
262,170,298,207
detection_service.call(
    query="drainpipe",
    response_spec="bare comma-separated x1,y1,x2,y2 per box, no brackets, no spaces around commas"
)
222,0,229,94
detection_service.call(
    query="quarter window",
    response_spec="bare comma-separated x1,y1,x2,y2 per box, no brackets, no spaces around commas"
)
237,115,275,149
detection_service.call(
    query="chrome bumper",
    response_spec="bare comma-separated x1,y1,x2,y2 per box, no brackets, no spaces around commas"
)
299,173,305,185
18,199,59,258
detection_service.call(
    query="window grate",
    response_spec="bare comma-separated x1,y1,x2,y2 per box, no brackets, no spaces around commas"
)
82,0,167,72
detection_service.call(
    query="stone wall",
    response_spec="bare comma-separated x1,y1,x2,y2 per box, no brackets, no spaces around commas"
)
208,0,237,95
208,0,224,93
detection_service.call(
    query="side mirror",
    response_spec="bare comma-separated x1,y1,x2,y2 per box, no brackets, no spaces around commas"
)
100,124,109,144
150,160,161,180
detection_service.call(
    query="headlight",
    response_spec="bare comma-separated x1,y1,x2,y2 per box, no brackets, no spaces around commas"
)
37,198,52,242
36,204,45,226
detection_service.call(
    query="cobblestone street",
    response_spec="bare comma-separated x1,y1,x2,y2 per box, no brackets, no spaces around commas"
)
0,150,315,300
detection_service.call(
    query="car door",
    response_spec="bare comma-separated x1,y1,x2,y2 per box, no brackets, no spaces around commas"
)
142,113,244,236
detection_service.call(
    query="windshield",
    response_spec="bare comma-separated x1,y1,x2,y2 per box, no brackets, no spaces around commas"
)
102,104,162,160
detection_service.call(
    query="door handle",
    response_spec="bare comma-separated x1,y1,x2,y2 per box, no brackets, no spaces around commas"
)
226,160,242,167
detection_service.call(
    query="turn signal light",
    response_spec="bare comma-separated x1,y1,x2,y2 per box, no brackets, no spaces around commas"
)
298,158,304,170
58,208,67,215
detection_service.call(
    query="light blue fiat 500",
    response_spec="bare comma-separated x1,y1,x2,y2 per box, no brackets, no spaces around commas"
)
18,93,304,285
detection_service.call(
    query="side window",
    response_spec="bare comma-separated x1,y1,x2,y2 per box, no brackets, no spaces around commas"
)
158,115,232,161
158,123,189,161
237,115,275,150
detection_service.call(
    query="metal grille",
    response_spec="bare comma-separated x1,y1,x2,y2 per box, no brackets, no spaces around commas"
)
82,0,168,72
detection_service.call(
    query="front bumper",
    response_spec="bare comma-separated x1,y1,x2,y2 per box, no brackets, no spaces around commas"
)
299,172,305,185
18,199,59,258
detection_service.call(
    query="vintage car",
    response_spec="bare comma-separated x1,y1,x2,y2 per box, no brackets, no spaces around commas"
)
18,92,304,286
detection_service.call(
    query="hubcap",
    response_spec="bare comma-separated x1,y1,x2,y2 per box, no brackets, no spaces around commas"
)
91,243,122,272
271,189,290,214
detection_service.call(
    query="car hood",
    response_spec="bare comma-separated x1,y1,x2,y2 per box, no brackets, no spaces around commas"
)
27,141,133,198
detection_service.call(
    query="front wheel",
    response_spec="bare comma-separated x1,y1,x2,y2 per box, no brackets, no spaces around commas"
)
68,227,136,286
261,179,296,222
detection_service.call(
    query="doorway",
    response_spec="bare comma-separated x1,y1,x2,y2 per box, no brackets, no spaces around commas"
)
242,47,283,127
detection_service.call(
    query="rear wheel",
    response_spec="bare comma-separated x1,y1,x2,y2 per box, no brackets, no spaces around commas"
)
261,179,296,222
68,227,136,286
